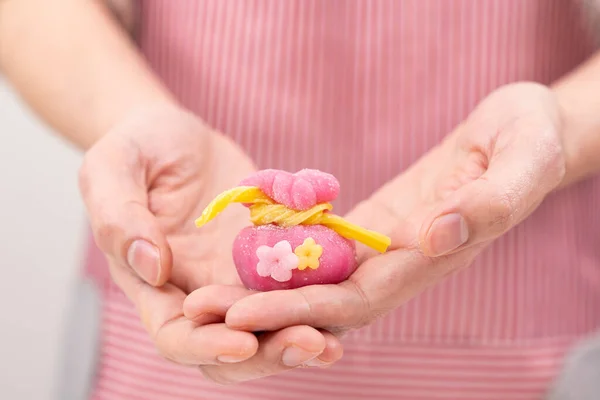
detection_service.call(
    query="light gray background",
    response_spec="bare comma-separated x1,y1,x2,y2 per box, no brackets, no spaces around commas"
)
0,78,87,399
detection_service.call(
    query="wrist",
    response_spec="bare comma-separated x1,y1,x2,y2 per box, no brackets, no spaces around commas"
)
85,86,179,150
552,90,600,190
0,0,178,151
553,88,582,190
551,51,600,189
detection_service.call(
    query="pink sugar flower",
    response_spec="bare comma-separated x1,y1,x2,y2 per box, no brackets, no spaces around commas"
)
256,240,299,282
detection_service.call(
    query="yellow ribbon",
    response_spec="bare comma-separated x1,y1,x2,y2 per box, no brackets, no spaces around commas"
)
195,186,391,253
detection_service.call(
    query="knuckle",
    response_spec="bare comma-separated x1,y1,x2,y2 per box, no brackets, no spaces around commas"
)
343,280,373,329
91,206,130,259
156,347,179,364
154,340,178,364
151,314,198,365
94,216,122,247
154,330,181,364
249,362,271,378
296,288,333,327
296,289,319,326
199,367,238,386
299,285,370,330
152,316,201,367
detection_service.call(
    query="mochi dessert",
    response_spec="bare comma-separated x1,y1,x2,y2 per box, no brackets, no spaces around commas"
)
195,169,391,291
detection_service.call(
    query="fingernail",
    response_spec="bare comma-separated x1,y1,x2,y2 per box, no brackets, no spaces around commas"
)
426,213,469,256
282,346,320,367
127,240,161,285
217,354,250,363
304,357,333,368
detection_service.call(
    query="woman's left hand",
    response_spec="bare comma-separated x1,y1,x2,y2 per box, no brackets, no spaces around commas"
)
188,82,567,362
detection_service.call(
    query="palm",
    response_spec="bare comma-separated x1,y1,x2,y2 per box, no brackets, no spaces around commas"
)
152,136,256,293
110,106,256,293
221,83,566,342
81,105,345,377
353,83,563,260
158,140,255,293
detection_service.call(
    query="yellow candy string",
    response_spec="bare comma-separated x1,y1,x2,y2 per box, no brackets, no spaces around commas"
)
195,186,391,253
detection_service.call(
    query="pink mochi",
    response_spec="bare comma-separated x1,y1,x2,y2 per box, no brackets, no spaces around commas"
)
239,168,340,210
233,224,357,291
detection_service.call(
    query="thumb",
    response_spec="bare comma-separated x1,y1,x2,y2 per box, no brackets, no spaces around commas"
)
419,124,565,257
79,137,172,286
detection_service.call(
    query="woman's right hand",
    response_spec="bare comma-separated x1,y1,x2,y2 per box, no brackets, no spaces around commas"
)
78,103,343,384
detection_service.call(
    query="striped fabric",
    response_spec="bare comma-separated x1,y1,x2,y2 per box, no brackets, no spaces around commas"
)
87,1,600,399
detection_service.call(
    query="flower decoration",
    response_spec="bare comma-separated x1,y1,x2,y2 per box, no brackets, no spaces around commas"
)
256,240,299,282
294,237,323,271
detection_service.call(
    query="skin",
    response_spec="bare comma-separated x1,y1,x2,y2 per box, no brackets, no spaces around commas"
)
2,0,600,387
0,0,341,383
216,82,570,336
78,104,345,375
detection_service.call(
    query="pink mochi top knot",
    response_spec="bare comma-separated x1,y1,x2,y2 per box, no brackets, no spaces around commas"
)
239,169,340,210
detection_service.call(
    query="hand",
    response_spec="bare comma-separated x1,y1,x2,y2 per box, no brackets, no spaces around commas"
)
78,103,342,383
213,82,566,344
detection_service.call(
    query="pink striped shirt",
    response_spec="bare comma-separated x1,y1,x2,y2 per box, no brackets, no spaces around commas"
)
87,1,600,399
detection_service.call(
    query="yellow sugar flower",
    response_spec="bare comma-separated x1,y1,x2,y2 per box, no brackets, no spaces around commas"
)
294,237,323,271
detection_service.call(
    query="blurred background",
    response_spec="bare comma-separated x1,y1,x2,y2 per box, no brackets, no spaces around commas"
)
0,78,86,399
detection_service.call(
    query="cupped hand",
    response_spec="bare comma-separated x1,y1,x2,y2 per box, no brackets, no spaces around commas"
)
214,82,567,344
78,103,342,384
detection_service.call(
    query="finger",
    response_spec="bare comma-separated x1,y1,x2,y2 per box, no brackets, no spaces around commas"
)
183,285,255,325
159,322,260,365
225,283,365,332
200,325,343,385
419,116,565,256
304,329,344,368
111,265,259,365
226,246,475,332
79,135,172,286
